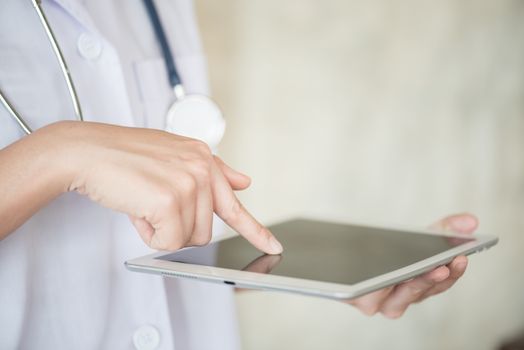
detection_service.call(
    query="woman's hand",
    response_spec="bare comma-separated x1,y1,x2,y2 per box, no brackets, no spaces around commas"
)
0,121,283,254
347,213,477,318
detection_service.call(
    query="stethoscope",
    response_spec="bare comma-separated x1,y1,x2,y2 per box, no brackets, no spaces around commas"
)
0,0,225,149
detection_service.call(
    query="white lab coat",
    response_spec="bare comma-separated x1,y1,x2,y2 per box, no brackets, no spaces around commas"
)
0,0,240,349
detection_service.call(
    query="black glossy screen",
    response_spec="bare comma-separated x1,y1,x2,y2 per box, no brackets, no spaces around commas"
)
157,219,474,285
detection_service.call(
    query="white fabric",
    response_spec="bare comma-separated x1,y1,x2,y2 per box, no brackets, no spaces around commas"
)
0,0,240,349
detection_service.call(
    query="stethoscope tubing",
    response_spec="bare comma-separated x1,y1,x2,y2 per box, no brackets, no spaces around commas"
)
0,0,83,135
0,88,32,134
1,0,190,136
142,0,182,89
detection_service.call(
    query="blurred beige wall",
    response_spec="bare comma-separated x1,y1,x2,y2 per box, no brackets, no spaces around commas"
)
195,1,524,349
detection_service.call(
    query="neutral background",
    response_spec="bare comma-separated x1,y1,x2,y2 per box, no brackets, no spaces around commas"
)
195,1,524,349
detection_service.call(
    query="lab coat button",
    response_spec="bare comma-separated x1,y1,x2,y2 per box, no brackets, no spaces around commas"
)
77,33,103,61
133,325,160,350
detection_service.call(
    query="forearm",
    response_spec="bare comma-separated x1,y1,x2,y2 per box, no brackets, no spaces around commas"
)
0,120,282,254
0,122,74,239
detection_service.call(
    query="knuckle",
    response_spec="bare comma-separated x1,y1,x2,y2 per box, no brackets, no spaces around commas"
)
191,234,212,246
221,199,243,223
150,233,183,251
408,285,426,297
165,241,184,251
256,224,270,240
231,199,243,216
188,139,212,158
176,173,197,196
169,235,187,251
156,191,179,211
189,159,211,180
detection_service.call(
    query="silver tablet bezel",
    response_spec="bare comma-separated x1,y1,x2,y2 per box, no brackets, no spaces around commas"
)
125,219,498,300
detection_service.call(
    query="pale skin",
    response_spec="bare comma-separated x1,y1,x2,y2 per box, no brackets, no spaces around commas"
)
0,120,475,317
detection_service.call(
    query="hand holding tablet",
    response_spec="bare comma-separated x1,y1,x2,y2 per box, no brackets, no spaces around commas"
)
348,213,477,318
126,213,497,318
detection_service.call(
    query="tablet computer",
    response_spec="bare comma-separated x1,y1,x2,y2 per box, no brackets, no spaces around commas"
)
125,218,498,300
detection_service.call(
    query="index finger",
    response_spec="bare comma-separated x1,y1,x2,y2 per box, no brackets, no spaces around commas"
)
210,162,283,255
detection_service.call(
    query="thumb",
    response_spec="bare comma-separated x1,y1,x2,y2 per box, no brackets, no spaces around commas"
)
214,156,251,190
430,213,478,234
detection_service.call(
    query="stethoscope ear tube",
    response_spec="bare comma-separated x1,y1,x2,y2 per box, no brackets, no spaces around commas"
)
0,0,83,136
142,0,182,89
30,0,83,122
0,88,33,134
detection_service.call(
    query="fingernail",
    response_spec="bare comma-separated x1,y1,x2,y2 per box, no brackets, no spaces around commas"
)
269,236,283,254
455,262,467,271
449,215,477,232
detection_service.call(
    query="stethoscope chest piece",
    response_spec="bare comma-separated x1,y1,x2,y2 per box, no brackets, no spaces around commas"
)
143,0,226,149
1,0,228,144
165,93,226,150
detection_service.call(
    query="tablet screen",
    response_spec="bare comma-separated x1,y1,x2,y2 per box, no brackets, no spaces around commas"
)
157,219,474,285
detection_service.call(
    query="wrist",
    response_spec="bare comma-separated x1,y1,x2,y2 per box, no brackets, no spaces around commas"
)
34,120,85,194
0,120,85,238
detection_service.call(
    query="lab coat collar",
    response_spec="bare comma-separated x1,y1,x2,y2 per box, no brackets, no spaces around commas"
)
47,0,102,37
